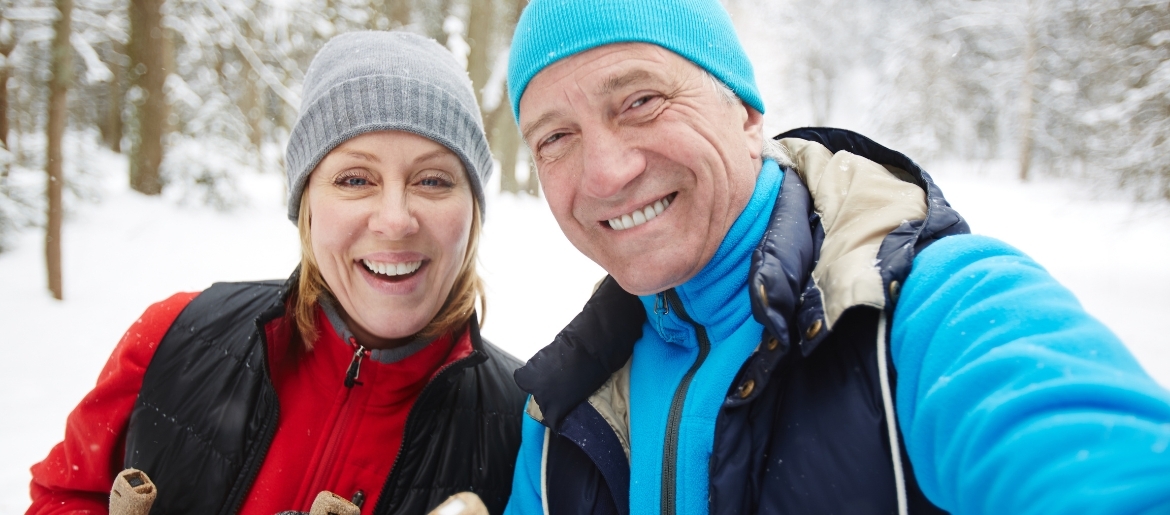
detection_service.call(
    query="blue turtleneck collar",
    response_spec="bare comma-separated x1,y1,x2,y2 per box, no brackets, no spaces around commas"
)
637,159,784,343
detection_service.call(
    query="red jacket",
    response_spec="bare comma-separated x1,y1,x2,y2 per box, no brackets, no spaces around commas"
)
28,292,472,515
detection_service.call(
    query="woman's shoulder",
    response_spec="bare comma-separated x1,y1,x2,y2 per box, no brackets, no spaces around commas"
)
172,279,292,328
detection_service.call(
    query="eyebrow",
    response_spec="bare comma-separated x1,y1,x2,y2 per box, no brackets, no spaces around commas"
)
412,148,458,165
597,70,655,96
521,110,567,144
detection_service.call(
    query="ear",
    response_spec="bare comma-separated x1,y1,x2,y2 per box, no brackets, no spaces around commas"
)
741,103,766,160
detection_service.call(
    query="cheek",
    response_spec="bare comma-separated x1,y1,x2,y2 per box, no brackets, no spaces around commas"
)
537,167,576,219
308,201,362,265
428,203,474,264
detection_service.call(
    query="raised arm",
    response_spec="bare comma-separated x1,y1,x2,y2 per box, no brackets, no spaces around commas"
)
891,234,1170,514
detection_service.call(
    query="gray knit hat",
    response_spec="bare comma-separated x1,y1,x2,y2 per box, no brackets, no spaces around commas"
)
285,31,493,224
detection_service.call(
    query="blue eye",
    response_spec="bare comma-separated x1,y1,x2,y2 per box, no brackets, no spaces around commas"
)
340,176,369,187
418,175,453,188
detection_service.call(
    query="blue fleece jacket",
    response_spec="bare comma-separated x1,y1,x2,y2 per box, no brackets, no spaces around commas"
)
627,159,782,513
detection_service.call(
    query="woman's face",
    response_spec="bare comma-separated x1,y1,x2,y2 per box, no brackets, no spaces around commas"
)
306,130,474,348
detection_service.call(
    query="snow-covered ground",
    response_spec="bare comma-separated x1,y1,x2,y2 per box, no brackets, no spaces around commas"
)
1,148,1167,511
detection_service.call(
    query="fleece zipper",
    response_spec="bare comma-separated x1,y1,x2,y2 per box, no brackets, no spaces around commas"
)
305,337,370,504
659,289,711,515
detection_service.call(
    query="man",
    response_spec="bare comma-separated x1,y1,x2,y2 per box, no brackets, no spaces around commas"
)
502,0,1170,513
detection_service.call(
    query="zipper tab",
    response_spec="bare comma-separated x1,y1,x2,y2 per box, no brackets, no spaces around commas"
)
344,338,367,388
654,291,669,316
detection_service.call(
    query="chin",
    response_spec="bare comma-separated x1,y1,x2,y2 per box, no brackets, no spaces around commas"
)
609,268,679,296
361,309,431,340
382,319,431,338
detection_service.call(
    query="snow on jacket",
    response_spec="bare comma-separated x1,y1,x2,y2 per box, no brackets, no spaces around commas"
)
28,272,527,515
504,127,1170,514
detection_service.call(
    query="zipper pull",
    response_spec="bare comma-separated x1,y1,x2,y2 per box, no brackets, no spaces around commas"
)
654,291,669,316
344,338,367,388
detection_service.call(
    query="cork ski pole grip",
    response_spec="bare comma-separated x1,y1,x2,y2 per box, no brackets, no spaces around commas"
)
308,491,361,515
109,468,157,515
427,492,489,515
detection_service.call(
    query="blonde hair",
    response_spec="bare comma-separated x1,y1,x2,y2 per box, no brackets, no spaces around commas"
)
290,192,485,348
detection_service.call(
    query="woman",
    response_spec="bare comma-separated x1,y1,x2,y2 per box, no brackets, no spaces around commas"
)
27,31,525,515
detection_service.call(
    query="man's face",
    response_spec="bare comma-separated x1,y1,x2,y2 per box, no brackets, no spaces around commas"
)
519,43,765,295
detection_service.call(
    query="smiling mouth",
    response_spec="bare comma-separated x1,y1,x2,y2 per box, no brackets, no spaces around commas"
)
361,259,424,282
606,193,676,231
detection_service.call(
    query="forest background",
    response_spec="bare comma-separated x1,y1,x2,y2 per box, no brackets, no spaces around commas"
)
0,0,1168,509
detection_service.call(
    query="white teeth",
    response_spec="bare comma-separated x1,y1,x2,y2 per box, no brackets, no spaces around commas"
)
607,195,673,231
362,259,422,277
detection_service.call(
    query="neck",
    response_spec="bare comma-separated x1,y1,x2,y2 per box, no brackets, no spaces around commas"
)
318,294,417,350
639,159,783,339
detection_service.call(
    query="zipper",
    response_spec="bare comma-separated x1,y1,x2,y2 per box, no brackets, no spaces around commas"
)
307,340,364,504
660,289,710,515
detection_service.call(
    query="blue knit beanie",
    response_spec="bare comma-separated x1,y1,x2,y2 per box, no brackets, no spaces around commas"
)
506,0,763,122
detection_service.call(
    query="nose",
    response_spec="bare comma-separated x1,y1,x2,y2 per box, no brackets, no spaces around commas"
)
580,127,646,199
368,190,419,238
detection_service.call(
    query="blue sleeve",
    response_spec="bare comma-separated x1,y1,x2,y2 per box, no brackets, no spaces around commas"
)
891,234,1170,514
504,397,546,515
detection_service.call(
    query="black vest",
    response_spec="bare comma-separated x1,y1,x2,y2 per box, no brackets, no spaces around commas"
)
124,277,526,514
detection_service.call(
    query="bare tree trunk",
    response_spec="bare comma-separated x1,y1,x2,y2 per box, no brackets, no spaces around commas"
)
242,71,262,167
493,103,520,193
470,0,534,195
0,55,11,183
466,0,494,107
390,0,412,28
467,0,515,191
1018,0,1037,182
425,0,454,46
46,0,73,300
100,43,125,153
0,18,14,153
241,18,263,169
128,0,168,195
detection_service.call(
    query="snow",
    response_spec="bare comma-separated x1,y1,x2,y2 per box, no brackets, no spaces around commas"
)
1,148,1167,511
